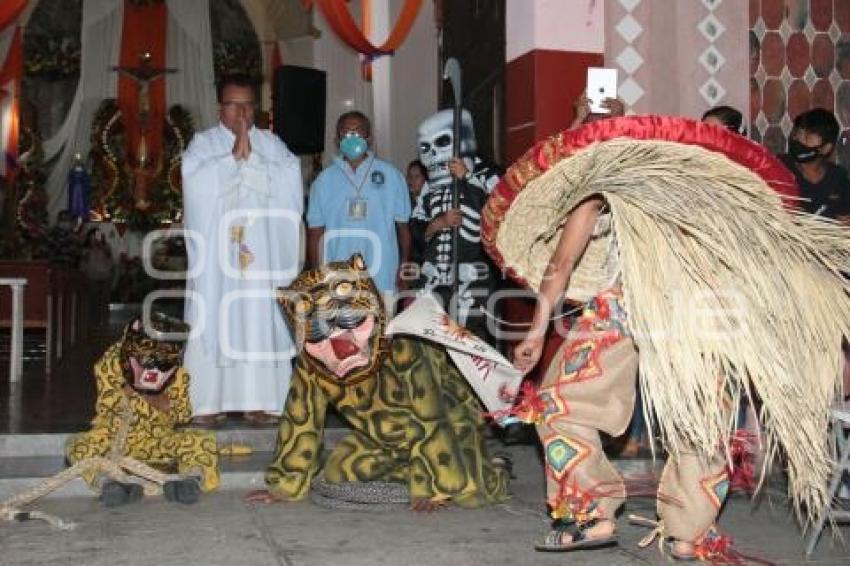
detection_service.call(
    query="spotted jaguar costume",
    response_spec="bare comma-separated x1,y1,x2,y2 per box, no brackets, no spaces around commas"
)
263,255,509,506
66,314,219,498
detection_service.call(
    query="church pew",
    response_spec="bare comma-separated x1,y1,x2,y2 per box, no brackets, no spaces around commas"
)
0,262,88,374
0,261,57,372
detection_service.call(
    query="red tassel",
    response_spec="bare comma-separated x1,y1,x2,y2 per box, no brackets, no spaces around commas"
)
693,530,777,565
484,380,548,424
727,430,757,493
550,477,625,522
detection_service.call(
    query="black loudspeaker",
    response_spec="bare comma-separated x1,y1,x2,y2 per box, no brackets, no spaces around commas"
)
273,65,327,155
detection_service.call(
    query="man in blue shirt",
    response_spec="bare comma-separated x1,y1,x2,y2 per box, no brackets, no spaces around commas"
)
306,111,411,294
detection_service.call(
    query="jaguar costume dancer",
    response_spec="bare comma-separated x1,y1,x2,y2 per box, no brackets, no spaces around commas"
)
482,116,849,559
1,314,218,528
410,109,500,339
246,255,509,510
66,313,219,506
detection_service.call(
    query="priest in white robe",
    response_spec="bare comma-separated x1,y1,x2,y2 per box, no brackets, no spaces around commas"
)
181,75,303,424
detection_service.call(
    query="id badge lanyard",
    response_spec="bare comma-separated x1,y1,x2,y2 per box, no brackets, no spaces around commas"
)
342,156,375,220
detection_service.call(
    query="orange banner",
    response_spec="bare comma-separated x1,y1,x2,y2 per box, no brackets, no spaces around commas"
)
117,0,168,168
316,0,422,57
0,0,27,32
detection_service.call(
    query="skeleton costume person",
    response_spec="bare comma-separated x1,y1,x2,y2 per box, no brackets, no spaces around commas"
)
410,109,501,340
483,116,849,558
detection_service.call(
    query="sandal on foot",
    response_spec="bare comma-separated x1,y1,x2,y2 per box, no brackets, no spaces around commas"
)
534,519,618,552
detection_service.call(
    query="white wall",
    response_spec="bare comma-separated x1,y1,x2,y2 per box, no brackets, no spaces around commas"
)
506,0,605,62
280,1,437,171
385,0,438,170
311,2,374,166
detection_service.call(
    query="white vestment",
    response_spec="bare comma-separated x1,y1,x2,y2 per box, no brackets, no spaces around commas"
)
182,123,303,415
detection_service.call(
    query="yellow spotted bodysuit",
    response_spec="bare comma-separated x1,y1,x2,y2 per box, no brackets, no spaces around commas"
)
265,337,509,506
66,344,219,492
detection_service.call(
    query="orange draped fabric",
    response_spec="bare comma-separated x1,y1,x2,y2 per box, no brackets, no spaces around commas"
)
0,0,27,32
316,0,422,57
117,0,168,168
0,27,22,186
359,0,372,80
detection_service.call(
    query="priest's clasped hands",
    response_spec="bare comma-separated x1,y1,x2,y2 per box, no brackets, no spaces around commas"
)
231,113,252,161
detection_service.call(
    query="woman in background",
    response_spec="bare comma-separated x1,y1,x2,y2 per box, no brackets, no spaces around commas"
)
405,159,429,271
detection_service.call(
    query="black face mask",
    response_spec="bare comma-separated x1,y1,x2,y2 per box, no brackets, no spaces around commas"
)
788,139,823,163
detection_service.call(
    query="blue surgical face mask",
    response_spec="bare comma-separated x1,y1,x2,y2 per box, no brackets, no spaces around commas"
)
339,133,368,160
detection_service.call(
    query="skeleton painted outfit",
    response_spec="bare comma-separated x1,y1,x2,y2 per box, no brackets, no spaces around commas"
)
411,109,500,339
483,116,850,558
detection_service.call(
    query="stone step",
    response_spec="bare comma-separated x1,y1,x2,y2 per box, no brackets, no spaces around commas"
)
0,448,661,502
0,426,351,500
0,426,298,458
0,452,276,500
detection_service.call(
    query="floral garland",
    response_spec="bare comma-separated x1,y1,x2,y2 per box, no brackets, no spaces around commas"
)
2,127,50,260
213,41,262,83
24,38,81,80
89,100,194,233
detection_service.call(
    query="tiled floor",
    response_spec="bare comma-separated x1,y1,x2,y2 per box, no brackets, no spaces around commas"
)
0,323,117,434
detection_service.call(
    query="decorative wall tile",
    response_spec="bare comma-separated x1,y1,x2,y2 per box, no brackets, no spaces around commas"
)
837,40,850,79
787,79,811,118
837,81,850,123
616,45,644,75
616,14,643,43
750,0,761,27
837,0,850,32
761,32,786,75
764,125,786,153
811,34,834,77
619,76,645,106
619,0,641,12
811,0,833,31
699,13,727,41
788,0,810,31
606,0,747,118
750,0,850,165
763,78,786,123
786,32,810,77
762,0,785,29
699,45,727,74
812,78,834,109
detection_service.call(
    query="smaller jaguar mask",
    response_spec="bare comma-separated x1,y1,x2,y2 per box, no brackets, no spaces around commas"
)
120,312,190,393
278,254,387,384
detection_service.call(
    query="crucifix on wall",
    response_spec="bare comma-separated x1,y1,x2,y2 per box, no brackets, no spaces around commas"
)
112,51,177,167
110,51,177,212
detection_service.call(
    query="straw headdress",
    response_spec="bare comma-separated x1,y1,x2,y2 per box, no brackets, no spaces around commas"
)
482,116,850,526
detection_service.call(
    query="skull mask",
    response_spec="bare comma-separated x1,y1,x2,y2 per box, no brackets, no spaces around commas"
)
417,109,477,186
